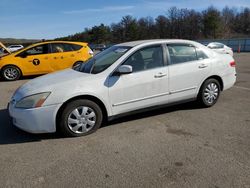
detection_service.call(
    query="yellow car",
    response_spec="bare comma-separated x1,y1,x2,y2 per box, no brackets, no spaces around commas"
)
0,41,93,81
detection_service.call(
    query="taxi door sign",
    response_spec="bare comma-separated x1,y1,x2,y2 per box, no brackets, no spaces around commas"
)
33,59,40,66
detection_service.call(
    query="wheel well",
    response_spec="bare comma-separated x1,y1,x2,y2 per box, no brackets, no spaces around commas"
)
1,64,22,75
72,61,83,68
205,75,224,91
56,95,108,130
197,75,224,99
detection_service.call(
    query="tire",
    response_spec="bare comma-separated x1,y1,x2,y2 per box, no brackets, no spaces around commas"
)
1,65,21,81
198,78,221,107
58,99,103,137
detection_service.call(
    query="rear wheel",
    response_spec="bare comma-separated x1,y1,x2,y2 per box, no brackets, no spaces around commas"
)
1,65,21,81
58,99,103,137
198,78,221,107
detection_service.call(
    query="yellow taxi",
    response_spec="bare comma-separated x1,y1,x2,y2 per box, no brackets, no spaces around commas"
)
0,41,93,80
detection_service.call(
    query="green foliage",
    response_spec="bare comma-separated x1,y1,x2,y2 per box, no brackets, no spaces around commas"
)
56,6,250,44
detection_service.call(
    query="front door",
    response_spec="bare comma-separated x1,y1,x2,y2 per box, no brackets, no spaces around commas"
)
16,44,51,75
108,45,169,115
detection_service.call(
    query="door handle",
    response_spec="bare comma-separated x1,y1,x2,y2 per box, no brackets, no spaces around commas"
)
44,57,48,60
154,72,167,78
198,64,208,69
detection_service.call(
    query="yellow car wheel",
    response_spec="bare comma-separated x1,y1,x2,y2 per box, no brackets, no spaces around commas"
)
1,65,22,81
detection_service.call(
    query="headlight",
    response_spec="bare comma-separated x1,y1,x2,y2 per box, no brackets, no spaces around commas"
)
15,92,51,109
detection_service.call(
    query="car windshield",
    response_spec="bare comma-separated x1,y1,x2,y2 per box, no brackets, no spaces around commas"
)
76,45,131,74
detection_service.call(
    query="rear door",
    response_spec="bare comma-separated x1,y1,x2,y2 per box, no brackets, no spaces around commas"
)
50,43,80,70
167,43,211,103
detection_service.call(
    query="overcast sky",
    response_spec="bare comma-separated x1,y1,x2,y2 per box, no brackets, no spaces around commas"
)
1,0,250,39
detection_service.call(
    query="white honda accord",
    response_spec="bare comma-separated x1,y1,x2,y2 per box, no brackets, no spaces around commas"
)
8,40,236,137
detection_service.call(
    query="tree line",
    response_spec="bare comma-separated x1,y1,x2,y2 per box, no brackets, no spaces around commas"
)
56,6,250,44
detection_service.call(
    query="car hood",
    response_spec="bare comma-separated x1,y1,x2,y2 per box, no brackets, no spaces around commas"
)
16,69,91,97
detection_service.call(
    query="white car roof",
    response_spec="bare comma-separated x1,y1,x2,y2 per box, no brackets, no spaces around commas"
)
116,39,204,47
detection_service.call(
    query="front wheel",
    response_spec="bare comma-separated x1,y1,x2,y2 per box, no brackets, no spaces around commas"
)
58,99,103,137
1,65,21,81
198,78,221,107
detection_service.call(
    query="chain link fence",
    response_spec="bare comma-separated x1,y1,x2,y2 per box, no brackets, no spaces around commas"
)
198,38,250,52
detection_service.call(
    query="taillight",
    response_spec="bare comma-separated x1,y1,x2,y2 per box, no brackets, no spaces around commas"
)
88,48,94,56
230,61,236,67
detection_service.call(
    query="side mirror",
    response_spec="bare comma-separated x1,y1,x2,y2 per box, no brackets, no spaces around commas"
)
117,65,133,75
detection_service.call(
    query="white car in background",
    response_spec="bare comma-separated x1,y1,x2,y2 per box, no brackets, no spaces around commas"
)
8,39,236,137
207,42,233,56
7,44,24,52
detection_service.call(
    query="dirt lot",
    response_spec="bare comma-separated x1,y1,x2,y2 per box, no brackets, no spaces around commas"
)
0,53,250,188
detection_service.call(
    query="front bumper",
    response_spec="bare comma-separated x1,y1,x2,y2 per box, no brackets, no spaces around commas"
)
8,102,61,133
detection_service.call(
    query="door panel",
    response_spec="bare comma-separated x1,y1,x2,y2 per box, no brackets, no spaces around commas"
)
50,43,78,71
167,44,211,103
109,68,169,115
168,59,211,102
16,44,51,75
108,45,169,115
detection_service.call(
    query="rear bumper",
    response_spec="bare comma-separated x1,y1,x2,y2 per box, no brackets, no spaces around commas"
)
8,102,61,133
223,73,237,91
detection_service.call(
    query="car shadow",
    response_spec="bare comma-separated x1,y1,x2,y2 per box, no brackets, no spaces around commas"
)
0,109,60,145
0,101,202,145
0,75,43,82
108,101,202,126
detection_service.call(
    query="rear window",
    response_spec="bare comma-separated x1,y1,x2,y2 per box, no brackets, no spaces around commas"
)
51,43,83,53
168,44,197,64
196,48,208,60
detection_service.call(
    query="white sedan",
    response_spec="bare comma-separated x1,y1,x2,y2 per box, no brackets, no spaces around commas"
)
8,39,236,137
207,42,233,56
7,44,24,52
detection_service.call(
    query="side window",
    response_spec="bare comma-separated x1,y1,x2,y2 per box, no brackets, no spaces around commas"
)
72,44,83,51
123,45,164,72
63,44,76,52
196,48,208,60
168,44,197,64
51,43,81,53
24,44,49,56
51,43,66,53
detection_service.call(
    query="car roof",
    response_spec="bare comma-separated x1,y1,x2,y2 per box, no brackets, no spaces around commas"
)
28,41,88,48
116,39,203,47
208,42,224,46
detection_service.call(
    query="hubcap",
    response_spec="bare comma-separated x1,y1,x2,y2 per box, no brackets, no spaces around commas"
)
204,83,219,104
67,106,96,134
4,67,18,80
